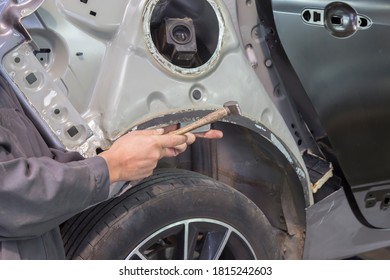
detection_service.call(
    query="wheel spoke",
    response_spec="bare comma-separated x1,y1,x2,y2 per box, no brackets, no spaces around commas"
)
199,229,230,260
171,225,186,259
134,250,148,260
185,222,203,260
214,229,232,260
184,222,189,260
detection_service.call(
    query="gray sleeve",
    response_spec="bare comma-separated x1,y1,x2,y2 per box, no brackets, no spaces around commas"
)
0,156,110,241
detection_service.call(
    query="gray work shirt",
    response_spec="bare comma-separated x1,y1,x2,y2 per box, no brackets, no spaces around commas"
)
0,77,110,259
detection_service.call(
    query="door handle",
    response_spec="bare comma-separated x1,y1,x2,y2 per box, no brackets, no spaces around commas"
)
301,2,372,38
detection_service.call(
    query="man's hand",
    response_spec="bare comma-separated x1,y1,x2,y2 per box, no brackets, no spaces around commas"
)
98,128,222,184
193,129,223,139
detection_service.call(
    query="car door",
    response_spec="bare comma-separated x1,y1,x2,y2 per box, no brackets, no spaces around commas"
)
272,0,390,228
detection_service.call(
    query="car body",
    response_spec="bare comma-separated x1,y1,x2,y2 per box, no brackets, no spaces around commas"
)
1,0,390,259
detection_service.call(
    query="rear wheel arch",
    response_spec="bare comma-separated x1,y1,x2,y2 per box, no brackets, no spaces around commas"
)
157,119,308,258
61,119,308,259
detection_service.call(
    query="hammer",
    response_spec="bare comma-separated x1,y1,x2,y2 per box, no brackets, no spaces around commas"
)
169,101,241,135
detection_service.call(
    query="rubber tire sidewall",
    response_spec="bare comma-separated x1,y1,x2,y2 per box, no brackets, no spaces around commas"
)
66,170,281,260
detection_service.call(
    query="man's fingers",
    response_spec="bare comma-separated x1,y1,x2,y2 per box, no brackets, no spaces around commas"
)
126,128,221,152
184,132,196,145
129,128,223,140
162,143,188,158
162,124,179,134
159,134,188,148
195,129,223,139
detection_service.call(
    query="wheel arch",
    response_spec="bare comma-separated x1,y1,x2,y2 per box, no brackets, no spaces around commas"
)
141,113,310,258
63,114,309,259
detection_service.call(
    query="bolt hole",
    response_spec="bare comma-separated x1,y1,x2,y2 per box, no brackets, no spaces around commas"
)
297,139,302,146
67,126,79,138
54,109,61,115
25,73,38,85
384,197,390,205
192,89,202,100
14,57,21,63
265,59,273,68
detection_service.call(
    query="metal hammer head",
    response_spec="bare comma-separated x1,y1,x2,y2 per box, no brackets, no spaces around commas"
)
223,101,241,116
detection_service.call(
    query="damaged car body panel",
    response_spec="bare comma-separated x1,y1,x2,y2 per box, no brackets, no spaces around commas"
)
0,0,310,259
1,0,307,177
3,0,390,260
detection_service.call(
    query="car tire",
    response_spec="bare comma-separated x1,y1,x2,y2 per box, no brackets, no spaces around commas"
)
61,169,281,260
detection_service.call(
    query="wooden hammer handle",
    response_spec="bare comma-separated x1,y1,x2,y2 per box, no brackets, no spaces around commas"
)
168,108,229,135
